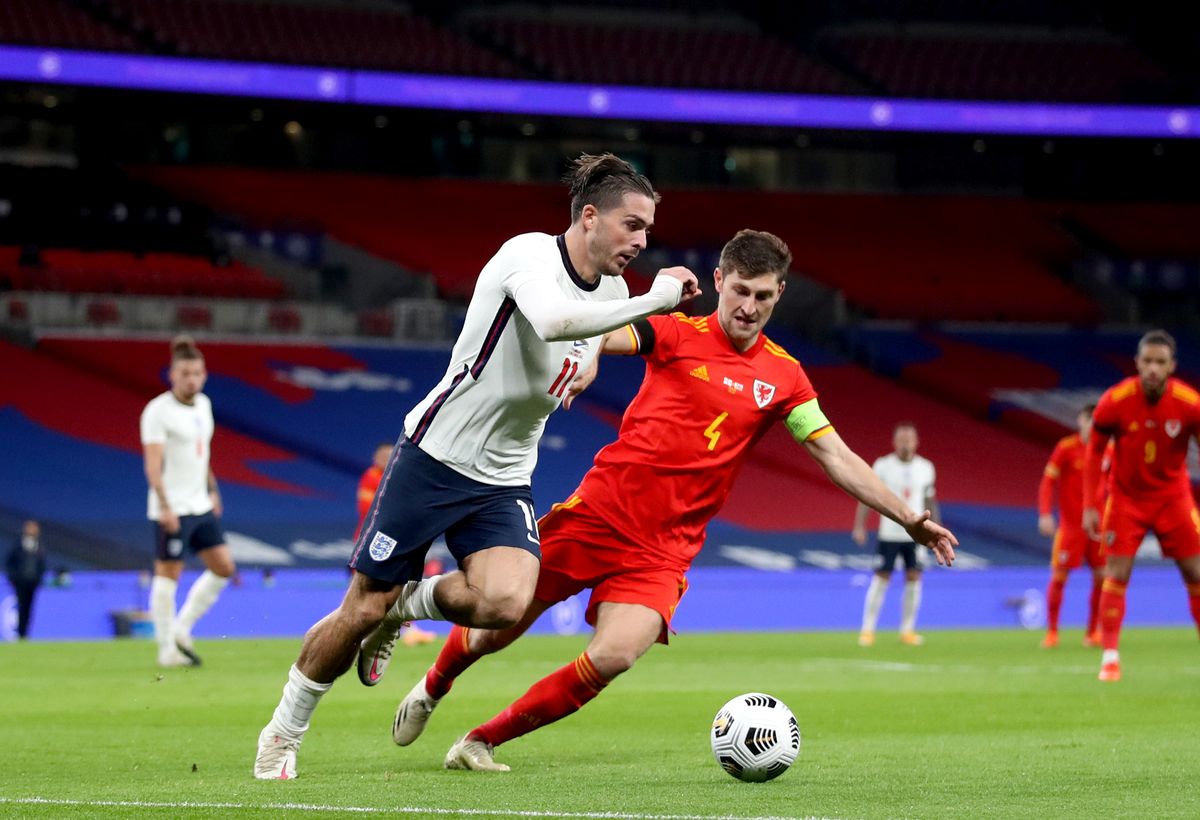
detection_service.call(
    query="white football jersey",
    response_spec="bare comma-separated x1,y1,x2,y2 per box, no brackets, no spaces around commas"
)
872,453,936,542
140,391,215,519
404,233,625,486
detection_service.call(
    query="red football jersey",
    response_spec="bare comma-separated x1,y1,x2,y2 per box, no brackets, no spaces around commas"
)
1088,376,1200,502
573,311,822,567
1039,434,1086,531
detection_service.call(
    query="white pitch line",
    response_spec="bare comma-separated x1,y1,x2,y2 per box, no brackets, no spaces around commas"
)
0,797,831,820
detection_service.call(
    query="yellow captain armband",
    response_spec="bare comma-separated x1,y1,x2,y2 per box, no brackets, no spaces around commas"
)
785,398,832,443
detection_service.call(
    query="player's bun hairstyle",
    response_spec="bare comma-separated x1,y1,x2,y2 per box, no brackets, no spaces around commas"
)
719,229,792,281
565,153,659,222
1138,328,1176,357
170,334,203,363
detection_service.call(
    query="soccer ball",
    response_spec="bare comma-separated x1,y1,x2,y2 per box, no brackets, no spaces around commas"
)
710,692,800,782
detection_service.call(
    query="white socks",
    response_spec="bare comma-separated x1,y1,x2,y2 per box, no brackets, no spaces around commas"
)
398,575,445,622
861,575,888,633
176,570,229,639
1102,649,1120,666
150,576,178,652
269,664,332,739
901,579,922,634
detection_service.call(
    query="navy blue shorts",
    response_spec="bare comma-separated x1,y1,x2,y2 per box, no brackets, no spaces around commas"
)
349,438,540,585
154,511,226,562
876,539,922,573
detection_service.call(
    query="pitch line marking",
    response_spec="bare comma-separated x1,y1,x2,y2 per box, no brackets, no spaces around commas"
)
0,797,835,820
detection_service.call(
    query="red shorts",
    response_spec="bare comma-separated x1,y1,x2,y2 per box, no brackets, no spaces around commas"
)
1101,493,1200,560
534,496,689,644
1050,527,1104,571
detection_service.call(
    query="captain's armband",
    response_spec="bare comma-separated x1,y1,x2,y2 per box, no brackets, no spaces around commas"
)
785,399,832,444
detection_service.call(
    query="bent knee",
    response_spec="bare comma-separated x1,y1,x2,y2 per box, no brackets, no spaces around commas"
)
586,645,644,678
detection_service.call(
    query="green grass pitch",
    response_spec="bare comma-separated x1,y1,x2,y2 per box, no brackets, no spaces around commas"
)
1,628,1198,819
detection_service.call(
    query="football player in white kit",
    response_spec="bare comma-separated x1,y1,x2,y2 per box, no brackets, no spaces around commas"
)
851,422,939,646
140,335,236,668
255,153,700,779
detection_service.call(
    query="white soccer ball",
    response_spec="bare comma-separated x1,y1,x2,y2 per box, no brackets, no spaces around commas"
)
710,692,800,782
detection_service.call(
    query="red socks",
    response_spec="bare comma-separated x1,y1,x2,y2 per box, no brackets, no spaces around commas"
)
1045,573,1067,633
471,653,608,748
1099,578,1128,651
1087,576,1103,637
1187,582,1200,638
425,625,481,700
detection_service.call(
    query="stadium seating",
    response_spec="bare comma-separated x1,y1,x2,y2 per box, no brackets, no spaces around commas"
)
0,247,285,299
104,0,525,76
0,0,135,52
134,167,1100,322
472,18,853,93
827,29,1168,102
3,333,1056,570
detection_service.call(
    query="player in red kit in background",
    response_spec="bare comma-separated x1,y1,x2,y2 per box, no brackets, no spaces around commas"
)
1038,404,1105,648
356,442,435,646
1085,329,1200,681
385,230,957,771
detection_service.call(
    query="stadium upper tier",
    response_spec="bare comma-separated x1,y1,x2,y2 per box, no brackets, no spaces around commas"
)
0,0,1177,103
137,167,1114,323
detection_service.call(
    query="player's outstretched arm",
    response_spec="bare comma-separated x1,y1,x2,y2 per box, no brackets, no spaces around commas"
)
803,430,957,566
511,266,699,343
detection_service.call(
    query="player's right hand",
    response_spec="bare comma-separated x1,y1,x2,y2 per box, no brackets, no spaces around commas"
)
1082,507,1101,541
659,266,701,303
1037,513,1056,537
903,510,957,567
160,510,181,534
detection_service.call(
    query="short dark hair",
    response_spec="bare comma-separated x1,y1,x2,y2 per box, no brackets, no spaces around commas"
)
718,229,792,281
170,334,203,363
1080,403,1096,417
1137,328,1176,357
894,421,917,434
564,153,659,222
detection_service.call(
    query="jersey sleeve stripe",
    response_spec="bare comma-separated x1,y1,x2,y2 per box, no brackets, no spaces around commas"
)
624,323,640,352
410,366,470,445
807,425,834,441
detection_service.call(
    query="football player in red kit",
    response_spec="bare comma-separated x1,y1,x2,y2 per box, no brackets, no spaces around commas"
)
387,230,958,771
1038,404,1105,648
1085,329,1200,681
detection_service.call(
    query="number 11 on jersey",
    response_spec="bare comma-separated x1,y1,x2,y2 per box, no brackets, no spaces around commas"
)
548,357,579,399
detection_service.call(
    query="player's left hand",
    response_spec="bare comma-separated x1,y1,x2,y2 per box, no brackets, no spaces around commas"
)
563,356,599,410
903,510,957,566
210,491,223,518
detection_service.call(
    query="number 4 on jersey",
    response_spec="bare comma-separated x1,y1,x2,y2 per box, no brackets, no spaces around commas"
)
548,357,579,399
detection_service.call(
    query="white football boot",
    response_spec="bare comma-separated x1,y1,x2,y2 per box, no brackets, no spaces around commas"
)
444,736,510,772
357,581,418,686
392,677,441,745
254,726,300,780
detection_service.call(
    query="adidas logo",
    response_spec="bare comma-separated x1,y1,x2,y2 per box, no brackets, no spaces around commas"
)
689,365,709,382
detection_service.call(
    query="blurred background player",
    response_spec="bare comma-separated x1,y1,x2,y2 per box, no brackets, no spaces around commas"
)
5,520,46,640
1037,403,1105,648
852,423,939,646
140,335,236,668
1085,329,1200,682
254,153,700,780
385,230,957,772
356,442,435,646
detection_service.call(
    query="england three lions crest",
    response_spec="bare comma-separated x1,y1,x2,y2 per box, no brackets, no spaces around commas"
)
753,379,776,409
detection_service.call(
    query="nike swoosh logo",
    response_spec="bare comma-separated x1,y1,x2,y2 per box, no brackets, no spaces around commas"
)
369,658,381,681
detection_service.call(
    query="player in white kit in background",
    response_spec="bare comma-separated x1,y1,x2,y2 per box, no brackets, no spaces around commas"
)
255,153,700,779
852,422,939,646
139,335,236,668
